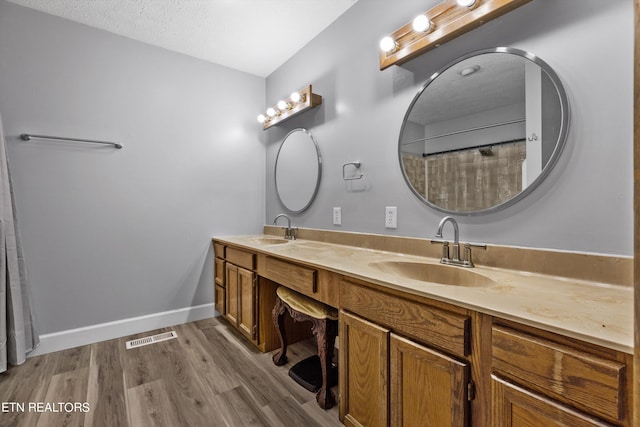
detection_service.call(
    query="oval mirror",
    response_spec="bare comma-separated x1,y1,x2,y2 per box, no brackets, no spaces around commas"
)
275,128,322,213
399,47,569,215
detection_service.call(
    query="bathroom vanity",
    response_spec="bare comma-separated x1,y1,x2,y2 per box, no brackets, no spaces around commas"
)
212,228,633,426
214,237,338,352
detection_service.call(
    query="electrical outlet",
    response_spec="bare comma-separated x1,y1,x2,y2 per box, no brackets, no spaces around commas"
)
333,207,342,225
385,206,397,229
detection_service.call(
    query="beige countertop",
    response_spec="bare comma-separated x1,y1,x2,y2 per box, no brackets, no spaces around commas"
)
214,234,634,354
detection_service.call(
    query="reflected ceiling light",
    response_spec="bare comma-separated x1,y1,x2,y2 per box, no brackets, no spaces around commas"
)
379,36,398,53
412,15,432,33
457,0,477,7
459,65,480,76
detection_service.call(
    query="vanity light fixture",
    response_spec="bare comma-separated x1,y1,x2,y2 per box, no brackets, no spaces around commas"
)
258,85,322,130
412,15,433,33
456,0,477,8
379,36,398,53
290,91,303,103
277,100,292,111
379,0,532,70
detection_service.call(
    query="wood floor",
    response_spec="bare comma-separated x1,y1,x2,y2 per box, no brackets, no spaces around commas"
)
0,317,342,427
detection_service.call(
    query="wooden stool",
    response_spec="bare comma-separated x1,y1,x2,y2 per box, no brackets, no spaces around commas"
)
272,286,339,409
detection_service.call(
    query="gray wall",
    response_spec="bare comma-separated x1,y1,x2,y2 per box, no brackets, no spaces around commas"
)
0,0,632,340
0,1,265,335
265,0,633,256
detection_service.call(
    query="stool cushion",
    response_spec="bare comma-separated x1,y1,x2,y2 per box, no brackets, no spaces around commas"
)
276,287,338,320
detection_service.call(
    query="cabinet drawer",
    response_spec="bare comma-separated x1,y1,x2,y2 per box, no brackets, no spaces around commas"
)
264,256,317,295
492,325,627,422
214,242,225,259
491,375,612,427
226,247,256,271
341,279,470,357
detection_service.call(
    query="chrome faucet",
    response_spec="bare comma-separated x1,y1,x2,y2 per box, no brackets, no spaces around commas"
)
435,216,460,262
273,214,296,240
431,216,486,267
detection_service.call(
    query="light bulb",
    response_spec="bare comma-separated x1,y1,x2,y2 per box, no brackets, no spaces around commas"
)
457,0,476,7
257,114,266,123
412,15,432,33
266,107,277,118
277,100,290,110
379,36,398,53
290,92,301,103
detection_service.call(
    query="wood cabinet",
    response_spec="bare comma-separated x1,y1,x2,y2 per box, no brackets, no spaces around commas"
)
340,278,470,357
225,262,257,342
222,245,259,344
212,238,633,426
340,279,473,427
491,375,612,427
212,240,313,353
491,323,632,426
213,243,225,315
340,311,389,427
257,253,339,308
339,277,633,427
225,262,239,325
390,334,470,426
214,242,259,345
238,266,257,340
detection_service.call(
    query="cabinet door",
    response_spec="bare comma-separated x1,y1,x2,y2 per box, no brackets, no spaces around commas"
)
237,267,257,342
214,284,225,315
491,376,612,427
390,334,470,427
339,310,389,427
225,263,239,325
214,257,225,287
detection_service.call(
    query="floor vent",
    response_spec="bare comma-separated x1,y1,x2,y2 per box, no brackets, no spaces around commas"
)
126,331,178,349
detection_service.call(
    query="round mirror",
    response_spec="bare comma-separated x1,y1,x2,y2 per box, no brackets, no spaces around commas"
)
275,128,322,213
399,47,569,215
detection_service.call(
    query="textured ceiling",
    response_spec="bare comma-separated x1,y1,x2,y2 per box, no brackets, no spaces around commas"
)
408,52,526,126
6,0,358,77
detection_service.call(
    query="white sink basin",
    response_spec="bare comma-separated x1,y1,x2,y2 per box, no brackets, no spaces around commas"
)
249,237,290,245
368,261,495,287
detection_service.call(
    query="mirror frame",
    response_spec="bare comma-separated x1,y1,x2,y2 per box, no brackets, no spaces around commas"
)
398,47,570,216
275,128,322,214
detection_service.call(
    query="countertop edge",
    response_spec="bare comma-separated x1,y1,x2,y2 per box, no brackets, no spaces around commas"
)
213,235,634,355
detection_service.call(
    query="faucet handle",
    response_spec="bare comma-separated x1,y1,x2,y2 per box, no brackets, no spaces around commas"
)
462,243,487,267
465,242,487,250
431,239,450,261
289,227,298,240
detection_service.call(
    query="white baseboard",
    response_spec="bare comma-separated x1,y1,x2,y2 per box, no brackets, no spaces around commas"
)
28,303,216,357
